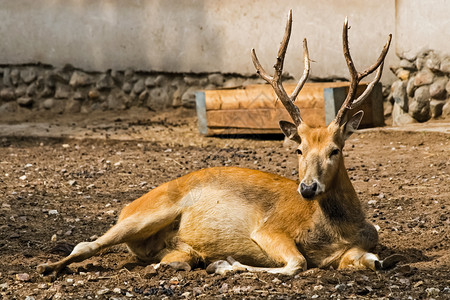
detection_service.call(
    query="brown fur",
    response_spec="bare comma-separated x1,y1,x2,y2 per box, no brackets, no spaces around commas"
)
37,118,381,276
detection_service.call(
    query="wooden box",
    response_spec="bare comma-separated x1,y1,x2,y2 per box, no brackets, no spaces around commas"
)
195,82,383,136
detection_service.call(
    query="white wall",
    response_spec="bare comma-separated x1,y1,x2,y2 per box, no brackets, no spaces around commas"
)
396,0,450,59
0,0,416,83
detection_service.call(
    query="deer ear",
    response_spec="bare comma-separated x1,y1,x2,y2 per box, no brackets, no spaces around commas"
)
279,120,301,144
342,111,364,140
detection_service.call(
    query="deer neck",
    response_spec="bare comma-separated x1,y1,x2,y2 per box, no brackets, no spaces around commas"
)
315,158,363,224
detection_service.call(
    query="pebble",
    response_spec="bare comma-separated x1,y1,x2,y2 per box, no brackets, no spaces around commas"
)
16,273,31,281
181,291,191,297
426,287,440,297
48,209,58,215
218,283,229,293
19,175,27,180
62,144,70,148
335,284,346,291
97,288,110,295
113,288,121,293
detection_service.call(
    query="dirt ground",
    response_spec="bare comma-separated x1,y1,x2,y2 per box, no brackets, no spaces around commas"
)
0,108,449,299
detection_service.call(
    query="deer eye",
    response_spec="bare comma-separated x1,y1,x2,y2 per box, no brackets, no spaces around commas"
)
330,149,340,157
295,149,303,155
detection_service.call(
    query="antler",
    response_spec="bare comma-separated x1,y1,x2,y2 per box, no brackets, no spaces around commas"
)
251,9,310,126
334,17,392,125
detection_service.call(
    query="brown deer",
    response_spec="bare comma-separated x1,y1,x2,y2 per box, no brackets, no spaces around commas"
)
38,10,398,276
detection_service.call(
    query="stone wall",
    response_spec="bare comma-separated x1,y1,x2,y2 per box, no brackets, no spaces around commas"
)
388,51,450,125
0,65,263,115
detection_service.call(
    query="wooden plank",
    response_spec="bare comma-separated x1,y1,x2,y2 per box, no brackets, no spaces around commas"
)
204,83,339,111
195,82,384,135
206,107,325,129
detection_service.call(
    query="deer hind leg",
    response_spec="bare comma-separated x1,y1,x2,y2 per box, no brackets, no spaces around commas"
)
37,206,180,275
207,230,307,275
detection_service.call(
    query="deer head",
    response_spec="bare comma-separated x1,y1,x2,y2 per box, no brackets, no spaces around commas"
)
252,10,391,199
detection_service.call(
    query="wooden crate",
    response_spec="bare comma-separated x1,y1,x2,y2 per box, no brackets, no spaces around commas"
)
195,82,383,135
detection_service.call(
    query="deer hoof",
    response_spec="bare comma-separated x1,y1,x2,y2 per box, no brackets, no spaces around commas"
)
380,254,405,270
205,260,233,275
37,263,53,275
168,261,191,272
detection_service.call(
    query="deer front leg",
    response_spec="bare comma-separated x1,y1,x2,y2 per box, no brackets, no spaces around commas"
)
209,230,307,275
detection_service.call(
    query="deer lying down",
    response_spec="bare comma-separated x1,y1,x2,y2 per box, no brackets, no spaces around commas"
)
38,11,400,276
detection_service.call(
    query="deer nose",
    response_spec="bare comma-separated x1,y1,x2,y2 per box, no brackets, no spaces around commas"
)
300,182,318,199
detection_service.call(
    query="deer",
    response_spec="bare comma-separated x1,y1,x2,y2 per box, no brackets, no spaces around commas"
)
37,10,400,277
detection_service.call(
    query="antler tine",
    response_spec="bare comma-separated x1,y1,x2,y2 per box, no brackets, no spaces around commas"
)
334,17,392,125
251,9,310,126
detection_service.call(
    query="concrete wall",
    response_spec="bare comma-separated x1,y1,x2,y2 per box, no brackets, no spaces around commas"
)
396,0,450,59
1,0,440,83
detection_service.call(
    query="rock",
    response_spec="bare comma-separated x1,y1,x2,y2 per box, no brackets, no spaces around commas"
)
223,78,244,88
425,51,441,71
400,51,417,62
181,86,199,108
3,68,11,86
146,87,169,110
54,83,71,99
392,102,416,126
43,99,55,110
73,90,86,100
383,100,393,117
133,79,145,94
26,82,38,96
124,68,134,81
430,99,445,118
143,265,157,279
415,50,431,70
414,68,434,86
208,73,225,86
96,74,114,90
426,287,440,297
0,88,16,101
10,68,20,85
391,80,408,111
97,288,110,295
69,71,94,87
110,70,123,82
414,85,431,104
122,82,132,93
20,68,37,83
184,76,199,85
440,56,450,73
396,69,410,81
17,97,33,107
40,86,54,98
50,68,70,83
218,283,229,293
409,95,431,123
48,209,58,215
154,74,167,86
399,59,416,71
446,80,450,95
15,85,27,98
138,90,149,104
172,86,186,107
442,100,450,117
107,90,127,110
16,273,31,281
65,99,81,113
145,76,156,87
429,77,448,99
88,89,100,100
